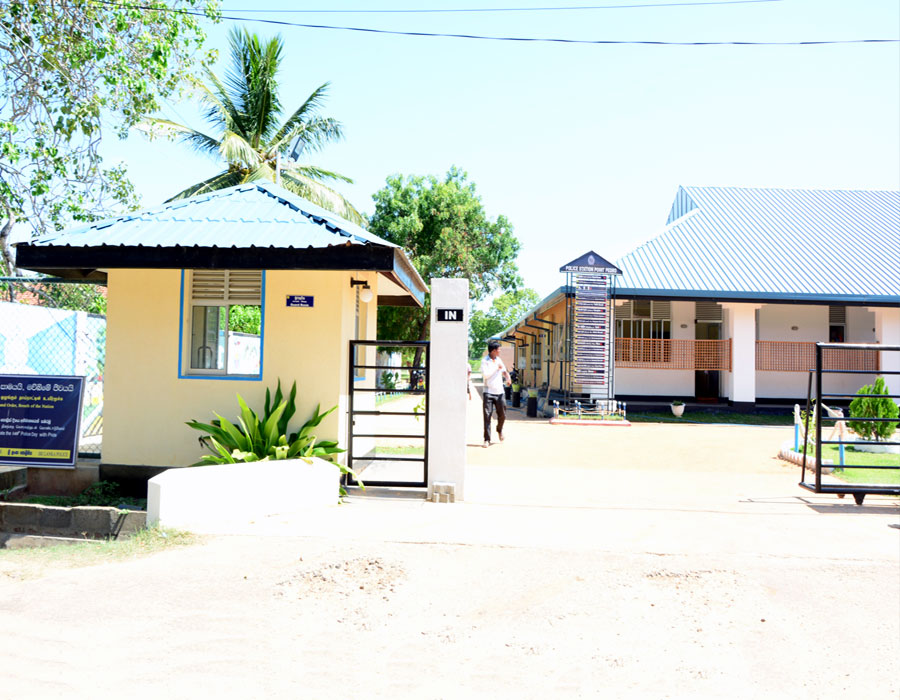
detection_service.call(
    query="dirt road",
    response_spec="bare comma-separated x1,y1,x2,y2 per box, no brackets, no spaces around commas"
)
1,396,897,699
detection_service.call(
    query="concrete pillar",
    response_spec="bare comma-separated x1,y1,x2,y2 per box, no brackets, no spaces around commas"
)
427,278,469,501
874,306,900,406
724,303,760,409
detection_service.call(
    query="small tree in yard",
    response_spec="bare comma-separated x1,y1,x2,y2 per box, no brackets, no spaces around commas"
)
848,377,899,442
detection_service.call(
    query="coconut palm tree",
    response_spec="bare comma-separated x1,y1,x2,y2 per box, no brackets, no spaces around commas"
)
143,29,363,223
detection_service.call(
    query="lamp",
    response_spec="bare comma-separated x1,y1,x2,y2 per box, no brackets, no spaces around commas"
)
350,278,374,303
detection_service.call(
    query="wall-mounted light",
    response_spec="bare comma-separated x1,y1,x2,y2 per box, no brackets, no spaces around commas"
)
791,326,799,331
350,278,374,303
680,324,688,329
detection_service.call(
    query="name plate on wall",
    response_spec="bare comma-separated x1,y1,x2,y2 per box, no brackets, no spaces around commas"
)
286,295,314,308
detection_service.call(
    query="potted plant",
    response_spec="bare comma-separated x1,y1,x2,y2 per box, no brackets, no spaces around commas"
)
670,400,685,418
511,382,521,408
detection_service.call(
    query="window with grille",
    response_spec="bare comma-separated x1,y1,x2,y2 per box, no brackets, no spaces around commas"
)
615,301,672,363
183,270,264,378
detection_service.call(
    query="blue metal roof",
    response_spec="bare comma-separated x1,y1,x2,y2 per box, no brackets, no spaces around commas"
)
28,182,398,250
616,186,900,304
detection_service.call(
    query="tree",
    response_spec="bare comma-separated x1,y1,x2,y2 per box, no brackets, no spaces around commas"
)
848,377,899,442
469,288,540,360
141,28,363,224
0,0,220,274
368,167,521,348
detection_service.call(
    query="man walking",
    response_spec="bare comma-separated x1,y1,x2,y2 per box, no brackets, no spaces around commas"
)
480,340,511,447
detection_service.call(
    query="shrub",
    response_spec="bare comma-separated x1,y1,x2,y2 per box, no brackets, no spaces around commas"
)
848,377,899,442
186,380,347,466
380,370,397,391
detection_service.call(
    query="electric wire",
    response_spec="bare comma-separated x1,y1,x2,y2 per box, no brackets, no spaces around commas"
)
82,1,900,46
216,0,782,14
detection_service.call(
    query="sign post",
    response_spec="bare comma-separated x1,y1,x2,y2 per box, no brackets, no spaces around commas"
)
0,375,86,468
559,252,623,404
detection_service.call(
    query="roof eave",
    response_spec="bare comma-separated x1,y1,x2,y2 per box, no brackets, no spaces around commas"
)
614,287,900,307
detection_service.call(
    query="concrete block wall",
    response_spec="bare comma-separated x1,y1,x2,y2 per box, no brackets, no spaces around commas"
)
0,502,146,539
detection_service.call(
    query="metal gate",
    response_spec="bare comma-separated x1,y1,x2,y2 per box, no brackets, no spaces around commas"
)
799,342,900,505
345,340,429,488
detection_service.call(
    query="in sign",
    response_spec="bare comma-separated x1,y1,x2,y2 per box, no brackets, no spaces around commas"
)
437,308,464,322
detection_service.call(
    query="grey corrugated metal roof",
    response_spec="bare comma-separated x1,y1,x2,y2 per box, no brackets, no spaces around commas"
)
28,182,398,249
616,186,900,304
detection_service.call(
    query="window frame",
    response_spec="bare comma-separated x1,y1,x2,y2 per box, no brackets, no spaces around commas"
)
178,269,266,381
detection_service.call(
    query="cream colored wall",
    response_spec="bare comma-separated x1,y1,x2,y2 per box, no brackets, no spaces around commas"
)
104,268,372,467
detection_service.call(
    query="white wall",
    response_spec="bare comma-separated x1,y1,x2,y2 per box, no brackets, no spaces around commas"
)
756,304,878,399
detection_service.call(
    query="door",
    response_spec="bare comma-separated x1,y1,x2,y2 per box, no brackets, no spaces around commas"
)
695,322,720,401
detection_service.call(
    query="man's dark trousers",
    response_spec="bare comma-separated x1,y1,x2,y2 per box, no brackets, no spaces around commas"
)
483,392,506,442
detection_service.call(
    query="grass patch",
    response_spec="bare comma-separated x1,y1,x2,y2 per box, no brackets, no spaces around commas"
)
628,411,792,426
371,445,424,456
20,480,146,510
556,414,624,421
23,494,147,510
375,392,412,406
0,526,199,579
803,444,900,485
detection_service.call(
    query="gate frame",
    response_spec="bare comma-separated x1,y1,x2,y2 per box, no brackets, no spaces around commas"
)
799,342,900,504
345,339,429,488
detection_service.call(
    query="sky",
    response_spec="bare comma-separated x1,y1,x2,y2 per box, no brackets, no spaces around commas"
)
103,0,900,302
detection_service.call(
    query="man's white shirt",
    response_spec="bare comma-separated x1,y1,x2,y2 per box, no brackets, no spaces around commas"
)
481,356,507,395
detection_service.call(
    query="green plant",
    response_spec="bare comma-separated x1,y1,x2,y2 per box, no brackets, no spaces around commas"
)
671,400,684,406
141,28,363,223
380,370,397,391
24,481,145,509
848,378,899,442
186,380,347,466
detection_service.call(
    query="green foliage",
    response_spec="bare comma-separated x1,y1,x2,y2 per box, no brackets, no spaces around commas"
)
848,378,899,442
25,481,145,509
468,288,540,360
380,370,397,391
0,0,220,272
186,379,345,464
0,278,107,314
186,380,362,494
140,28,362,223
368,167,522,344
228,304,261,335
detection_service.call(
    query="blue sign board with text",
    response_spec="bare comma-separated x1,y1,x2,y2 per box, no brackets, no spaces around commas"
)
286,295,314,308
0,375,85,468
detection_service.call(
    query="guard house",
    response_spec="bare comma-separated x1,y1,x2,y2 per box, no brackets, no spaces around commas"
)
14,183,428,482
500,186,900,407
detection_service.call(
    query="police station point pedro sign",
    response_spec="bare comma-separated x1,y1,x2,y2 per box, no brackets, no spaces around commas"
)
0,375,85,468
559,251,623,276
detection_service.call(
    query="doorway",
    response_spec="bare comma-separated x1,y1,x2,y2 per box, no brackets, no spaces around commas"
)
695,322,720,401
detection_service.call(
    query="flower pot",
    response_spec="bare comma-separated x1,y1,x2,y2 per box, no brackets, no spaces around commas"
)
670,403,685,418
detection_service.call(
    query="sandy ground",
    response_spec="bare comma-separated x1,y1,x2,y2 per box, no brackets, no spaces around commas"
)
1,389,898,699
